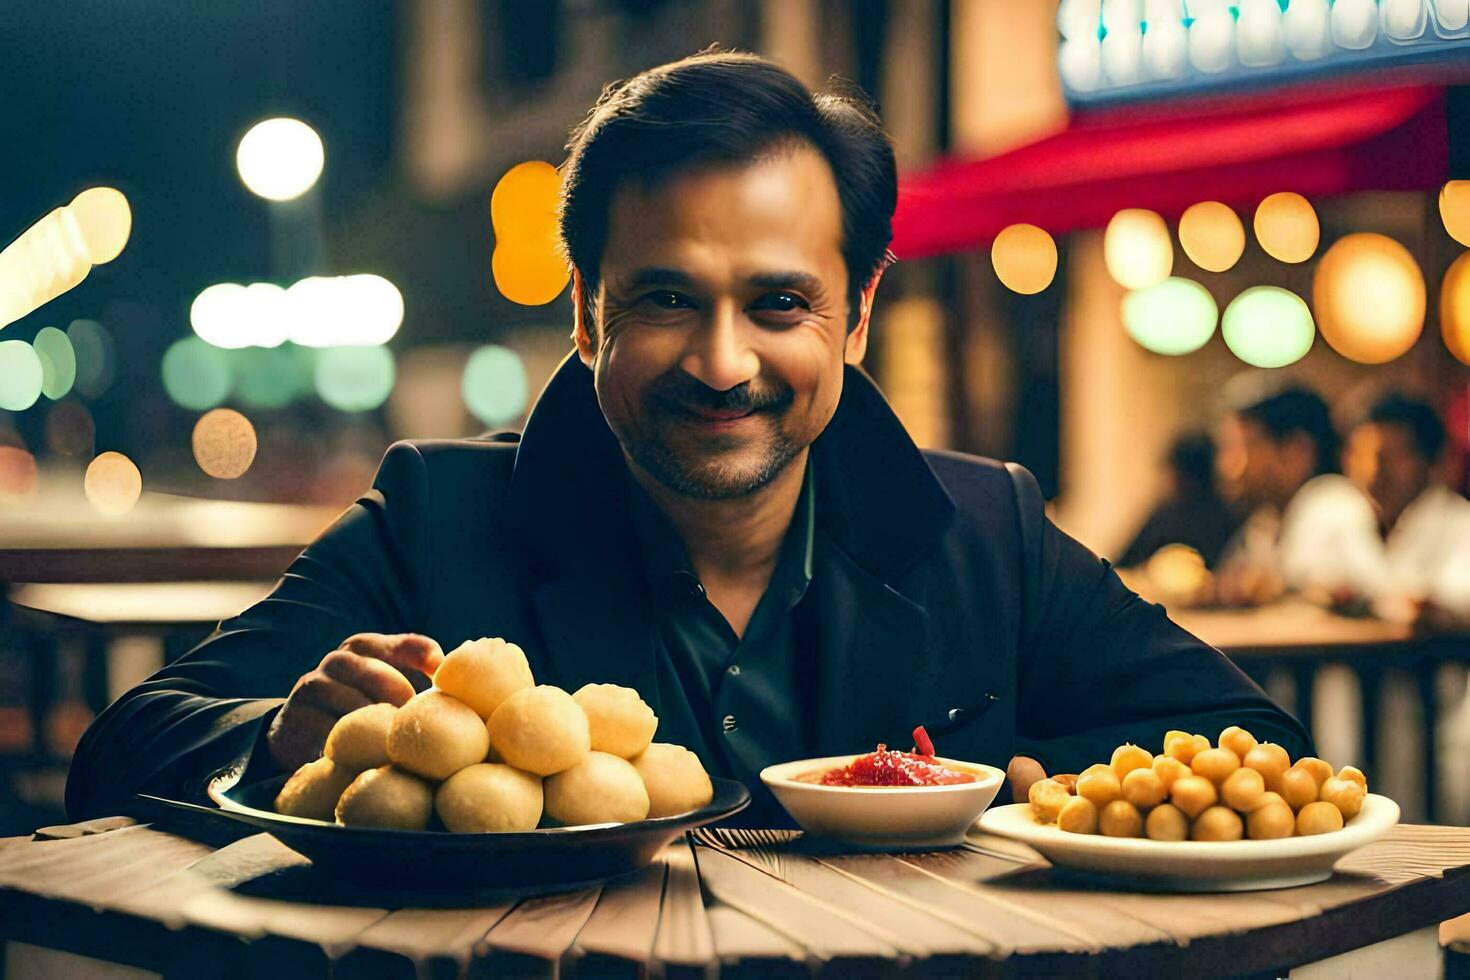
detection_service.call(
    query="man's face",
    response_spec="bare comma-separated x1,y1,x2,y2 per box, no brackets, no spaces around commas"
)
1346,422,1431,523
581,146,865,500
1216,415,1279,507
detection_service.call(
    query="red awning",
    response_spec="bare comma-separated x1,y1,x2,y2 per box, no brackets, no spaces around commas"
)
891,83,1447,259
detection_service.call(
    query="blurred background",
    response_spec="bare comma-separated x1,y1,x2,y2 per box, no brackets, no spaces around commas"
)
3,0,1470,833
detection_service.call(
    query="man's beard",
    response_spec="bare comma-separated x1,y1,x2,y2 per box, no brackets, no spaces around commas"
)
624,373,801,500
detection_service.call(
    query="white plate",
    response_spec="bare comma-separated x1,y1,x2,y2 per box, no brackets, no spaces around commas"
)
761,755,1005,849
976,794,1400,892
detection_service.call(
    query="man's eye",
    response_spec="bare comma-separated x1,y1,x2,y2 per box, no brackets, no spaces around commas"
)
752,292,808,313
645,291,693,310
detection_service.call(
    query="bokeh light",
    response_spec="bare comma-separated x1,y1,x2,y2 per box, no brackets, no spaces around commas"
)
491,161,569,306
991,224,1058,295
162,337,232,410
192,408,258,479
232,345,314,408
1439,181,1470,247
1104,209,1173,290
67,187,132,264
1253,192,1319,264
315,345,395,412
1441,251,1470,365
236,118,325,202
45,400,95,457
84,451,142,517
1178,201,1245,273
1311,232,1425,364
462,345,530,427
0,446,38,500
283,274,403,347
0,341,43,411
67,319,115,397
33,326,76,400
1222,286,1315,368
492,243,571,306
1122,277,1218,356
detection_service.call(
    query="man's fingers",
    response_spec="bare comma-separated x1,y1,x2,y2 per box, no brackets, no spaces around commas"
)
1007,755,1048,804
295,673,375,717
339,633,445,679
268,702,337,771
321,650,416,706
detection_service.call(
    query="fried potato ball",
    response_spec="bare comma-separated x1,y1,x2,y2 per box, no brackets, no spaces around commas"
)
1191,747,1241,785
1220,766,1266,812
1058,796,1099,835
1242,743,1291,794
1218,725,1258,761
1152,755,1191,792
386,689,490,781
1145,802,1189,841
1280,766,1320,811
1247,799,1296,840
573,683,658,759
1319,776,1365,820
433,637,534,719
324,703,396,771
632,743,714,818
487,685,592,776
1295,800,1344,836
1028,777,1072,824
335,766,433,830
1121,768,1167,810
1081,762,1114,778
1052,773,1078,795
1169,775,1218,818
1098,800,1144,838
544,751,650,826
1164,732,1209,765
1251,791,1287,810
1191,805,1244,842
1337,765,1368,791
1294,757,1333,788
1077,769,1123,809
435,763,543,833
1111,744,1153,780
275,758,358,821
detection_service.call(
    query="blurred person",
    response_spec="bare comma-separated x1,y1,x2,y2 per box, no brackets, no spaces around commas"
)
67,51,1307,824
1117,432,1240,571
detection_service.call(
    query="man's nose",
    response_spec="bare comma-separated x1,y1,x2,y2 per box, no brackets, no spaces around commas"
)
680,302,759,392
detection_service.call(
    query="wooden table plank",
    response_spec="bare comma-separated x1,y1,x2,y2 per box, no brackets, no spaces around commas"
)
568,861,667,975
333,905,517,980
654,838,717,973
705,905,808,979
474,886,602,976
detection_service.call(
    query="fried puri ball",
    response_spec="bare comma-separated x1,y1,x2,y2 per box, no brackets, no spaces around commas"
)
1218,725,1258,761
1153,755,1190,792
1077,769,1123,809
335,765,433,830
1337,765,1368,791
1319,777,1365,820
1191,747,1241,785
1145,803,1189,841
1169,775,1217,818
1121,768,1167,810
433,637,535,719
324,703,396,771
1220,766,1266,811
1165,732,1210,765
1247,798,1296,840
1098,800,1144,838
1296,800,1345,836
573,683,658,759
1029,777,1072,823
435,763,543,833
1242,743,1291,794
1058,796,1098,834
1192,805,1244,841
386,689,490,780
275,758,358,821
544,751,650,826
487,685,592,776
633,743,714,818
1294,757,1333,788
1280,766,1320,811
1111,744,1153,780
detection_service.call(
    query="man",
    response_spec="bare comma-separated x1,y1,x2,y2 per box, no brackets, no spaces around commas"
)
67,51,1307,825
1117,432,1239,571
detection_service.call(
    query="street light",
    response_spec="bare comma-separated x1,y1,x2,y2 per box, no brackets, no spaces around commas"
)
236,117,324,202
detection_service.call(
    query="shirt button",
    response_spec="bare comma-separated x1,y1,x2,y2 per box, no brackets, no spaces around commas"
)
727,664,741,677
722,714,738,733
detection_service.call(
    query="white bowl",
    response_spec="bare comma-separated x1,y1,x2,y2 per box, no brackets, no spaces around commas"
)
760,754,1006,848
977,793,1400,892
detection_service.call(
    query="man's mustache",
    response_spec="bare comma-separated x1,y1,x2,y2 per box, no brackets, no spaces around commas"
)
647,373,793,414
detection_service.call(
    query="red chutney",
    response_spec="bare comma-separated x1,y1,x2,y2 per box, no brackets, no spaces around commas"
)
799,744,978,787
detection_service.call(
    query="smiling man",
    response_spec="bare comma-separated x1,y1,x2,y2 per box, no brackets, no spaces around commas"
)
67,51,1308,824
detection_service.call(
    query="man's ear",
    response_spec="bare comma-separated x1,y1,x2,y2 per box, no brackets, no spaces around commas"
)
844,269,885,366
571,268,596,367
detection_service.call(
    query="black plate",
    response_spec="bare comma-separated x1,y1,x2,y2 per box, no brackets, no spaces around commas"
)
140,771,748,889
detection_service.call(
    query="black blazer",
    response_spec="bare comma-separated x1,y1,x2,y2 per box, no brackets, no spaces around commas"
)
66,355,1310,820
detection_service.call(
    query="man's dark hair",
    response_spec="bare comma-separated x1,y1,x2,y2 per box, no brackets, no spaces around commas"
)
1365,393,1446,461
1167,431,1217,494
560,49,897,334
1235,385,1340,477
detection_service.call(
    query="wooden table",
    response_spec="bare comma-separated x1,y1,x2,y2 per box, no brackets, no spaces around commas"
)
2,816,1469,977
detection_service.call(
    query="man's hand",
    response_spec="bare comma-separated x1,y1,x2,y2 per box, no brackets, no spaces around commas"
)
1006,754,1047,804
266,633,445,772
